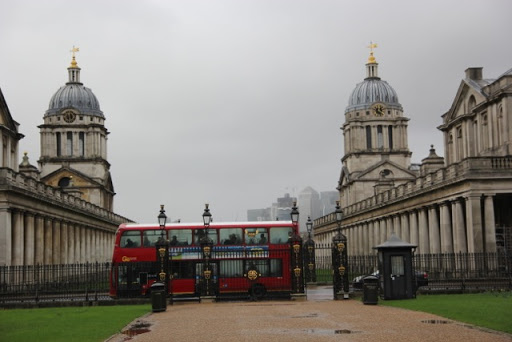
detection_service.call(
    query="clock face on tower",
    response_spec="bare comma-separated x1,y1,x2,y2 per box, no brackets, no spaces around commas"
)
372,103,385,116
63,110,77,123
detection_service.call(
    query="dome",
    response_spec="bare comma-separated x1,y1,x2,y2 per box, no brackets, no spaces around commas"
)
345,79,402,113
45,55,104,118
46,84,104,117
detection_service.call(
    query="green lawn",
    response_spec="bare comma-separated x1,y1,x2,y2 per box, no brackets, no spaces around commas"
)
0,304,150,342
380,292,512,334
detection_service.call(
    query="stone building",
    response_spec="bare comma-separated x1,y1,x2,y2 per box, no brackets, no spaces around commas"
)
314,49,512,257
0,50,131,266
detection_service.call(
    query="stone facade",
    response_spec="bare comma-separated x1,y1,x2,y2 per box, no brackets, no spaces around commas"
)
0,52,132,266
314,57,512,257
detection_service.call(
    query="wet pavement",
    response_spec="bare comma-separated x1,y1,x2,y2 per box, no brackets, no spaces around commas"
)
106,285,512,342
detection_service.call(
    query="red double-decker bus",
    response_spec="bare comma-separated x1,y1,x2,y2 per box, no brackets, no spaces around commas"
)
109,221,297,299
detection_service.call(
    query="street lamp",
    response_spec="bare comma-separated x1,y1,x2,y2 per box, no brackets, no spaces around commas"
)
306,216,313,240
158,204,167,238
201,203,214,298
335,200,343,233
290,201,299,226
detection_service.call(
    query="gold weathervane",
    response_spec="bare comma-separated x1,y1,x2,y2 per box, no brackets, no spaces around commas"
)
367,41,377,64
70,46,80,67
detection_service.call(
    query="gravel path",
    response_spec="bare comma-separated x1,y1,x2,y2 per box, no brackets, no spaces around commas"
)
107,287,511,342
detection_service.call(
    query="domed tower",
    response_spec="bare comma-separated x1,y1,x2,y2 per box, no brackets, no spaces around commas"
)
38,47,114,210
338,43,415,206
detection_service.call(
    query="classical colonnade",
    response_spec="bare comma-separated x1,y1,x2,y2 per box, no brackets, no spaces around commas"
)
316,194,497,256
3,209,115,266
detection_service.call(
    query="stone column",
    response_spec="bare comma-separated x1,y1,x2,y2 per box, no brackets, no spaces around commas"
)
439,202,454,253
386,216,393,240
35,216,45,264
61,221,68,264
409,210,419,252
12,210,24,265
367,221,374,253
68,223,75,264
418,208,429,254
0,209,12,265
380,219,387,245
400,213,410,243
483,194,497,253
428,205,441,254
452,199,467,253
373,219,380,246
465,195,483,253
24,213,35,266
392,214,401,238
80,226,86,263
52,220,61,264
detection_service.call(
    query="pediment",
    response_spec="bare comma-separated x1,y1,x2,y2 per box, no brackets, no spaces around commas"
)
0,88,22,135
41,167,103,189
443,80,488,125
354,160,416,181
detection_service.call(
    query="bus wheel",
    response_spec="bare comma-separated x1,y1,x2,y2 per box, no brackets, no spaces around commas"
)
250,283,266,300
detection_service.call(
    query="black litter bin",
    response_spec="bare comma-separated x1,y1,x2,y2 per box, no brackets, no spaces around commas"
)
362,275,379,305
151,282,167,312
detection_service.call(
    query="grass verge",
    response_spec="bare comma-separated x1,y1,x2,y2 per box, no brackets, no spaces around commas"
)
380,292,512,334
0,304,150,342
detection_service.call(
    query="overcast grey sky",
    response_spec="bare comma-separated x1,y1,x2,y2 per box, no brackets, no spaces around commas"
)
1,0,511,224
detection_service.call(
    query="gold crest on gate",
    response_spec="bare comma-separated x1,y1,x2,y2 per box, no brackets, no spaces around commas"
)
246,269,260,281
294,267,301,277
338,265,345,276
159,271,166,281
203,246,211,257
337,242,345,252
204,269,211,280
293,244,300,254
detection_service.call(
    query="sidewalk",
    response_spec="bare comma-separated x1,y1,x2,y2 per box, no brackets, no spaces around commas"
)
107,286,512,342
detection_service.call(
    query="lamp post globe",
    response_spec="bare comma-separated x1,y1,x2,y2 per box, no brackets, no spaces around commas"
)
158,205,167,237
290,201,299,225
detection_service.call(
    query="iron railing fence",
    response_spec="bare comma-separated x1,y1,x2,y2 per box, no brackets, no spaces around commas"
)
1,251,511,304
0,262,111,304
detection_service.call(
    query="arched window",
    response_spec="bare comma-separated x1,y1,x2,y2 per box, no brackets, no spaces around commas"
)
468,95,476,112
388,126,393,149
366,126,372,149
79,132,85,156
56,132,61,157
377,125,383,148
66,132,73,156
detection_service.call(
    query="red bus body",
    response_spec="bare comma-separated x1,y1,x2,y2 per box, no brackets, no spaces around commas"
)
109,221,297,299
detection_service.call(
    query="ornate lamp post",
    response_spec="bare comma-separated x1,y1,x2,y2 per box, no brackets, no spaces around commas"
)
156,205,171,304
289,201,304,294
304,216,316,283
332,201,349,299
200,203,215,298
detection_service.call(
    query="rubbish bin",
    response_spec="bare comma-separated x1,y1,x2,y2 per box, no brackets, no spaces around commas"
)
362,275,379,305
151,282,167,312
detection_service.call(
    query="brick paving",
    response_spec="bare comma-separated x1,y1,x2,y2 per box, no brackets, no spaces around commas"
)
106,286,512,342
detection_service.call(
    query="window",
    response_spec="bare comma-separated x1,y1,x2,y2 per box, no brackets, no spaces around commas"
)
56,133,61,156
194,229,218,245
120,231,141,248
377,125,383,148
58,177,71,188
66,132,73,156
366,126,372,149
270,227,293,244
244,228,268,245
219,228,243,245
220,260,243,277
388,126,393,149
143,230,165,247
169,229,192,246
79,132,85,156
391,256,404,276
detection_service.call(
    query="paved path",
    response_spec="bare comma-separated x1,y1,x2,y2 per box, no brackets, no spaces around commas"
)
107,286,511,342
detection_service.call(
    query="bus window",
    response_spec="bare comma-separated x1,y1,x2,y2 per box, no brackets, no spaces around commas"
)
244,228,268,245
143,230,162,247
169,229,192,246
270,259,283,277
194,229,218,245
120,230,141,248
219,260,243,277
245,260,269,277
270,227,293,244
220,228,242,245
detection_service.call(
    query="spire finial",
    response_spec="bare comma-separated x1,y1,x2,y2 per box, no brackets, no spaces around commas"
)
367,41,378,64
69,46,80,68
